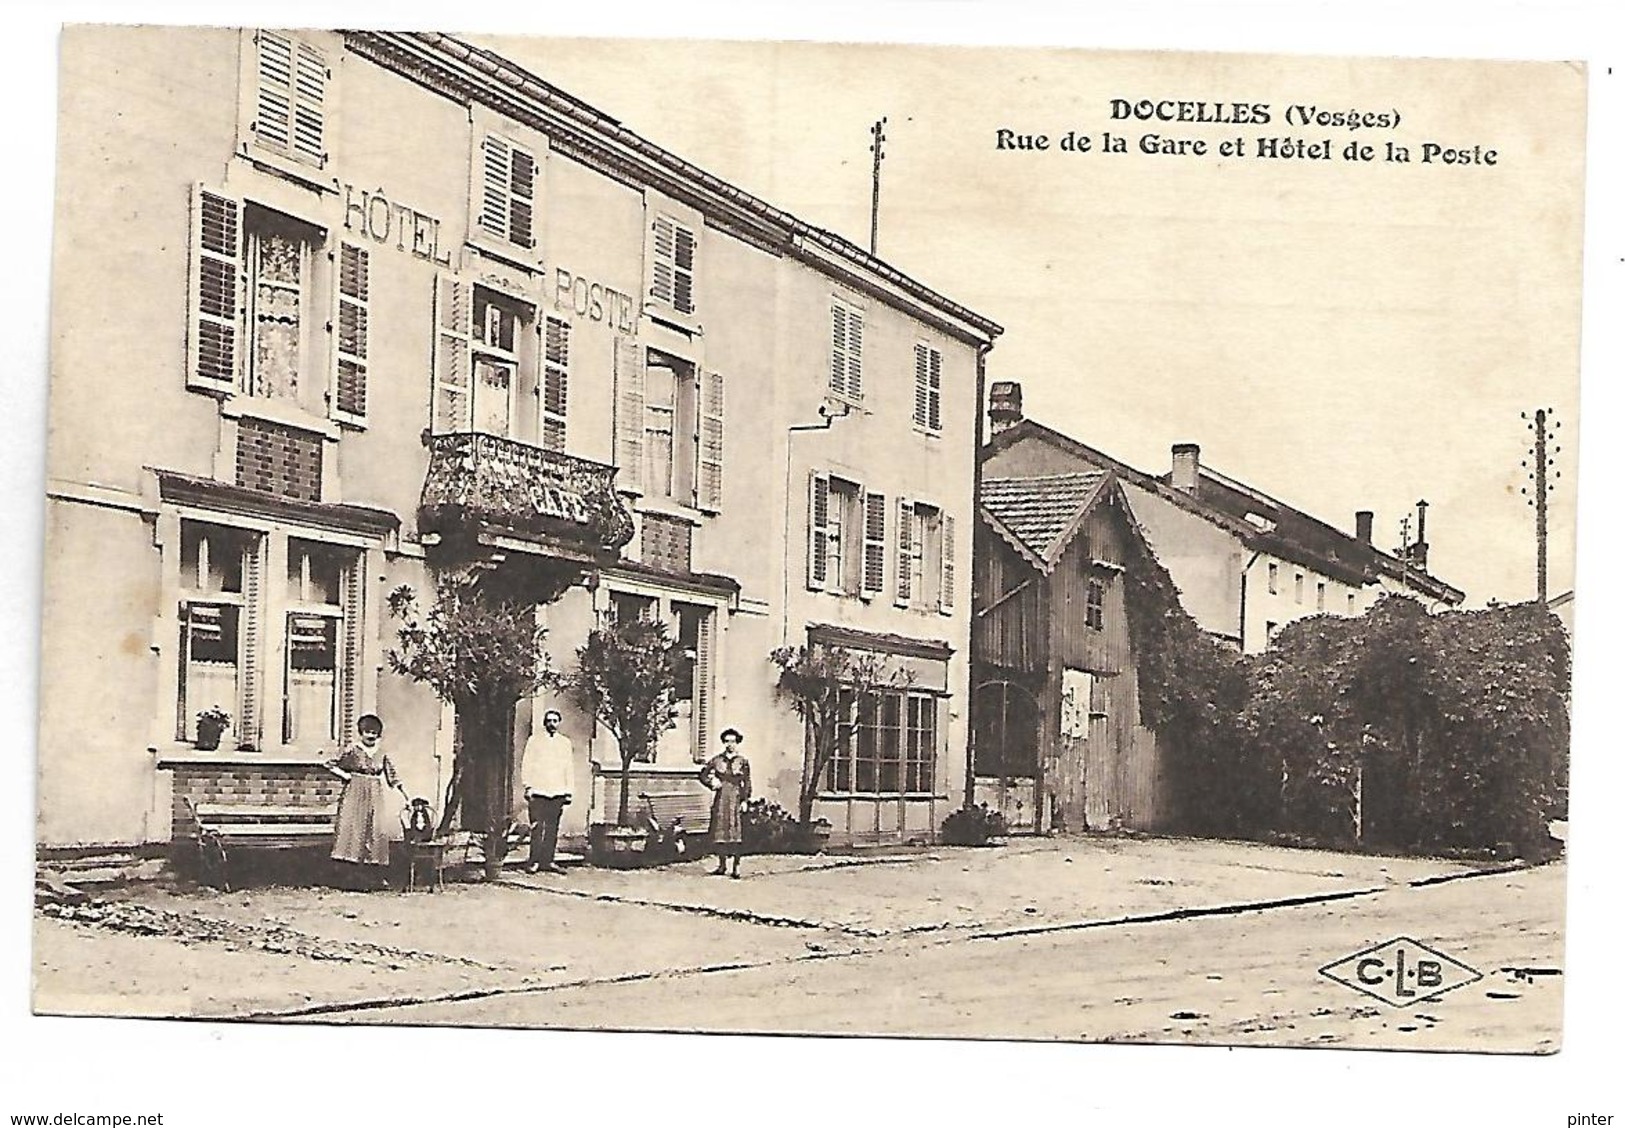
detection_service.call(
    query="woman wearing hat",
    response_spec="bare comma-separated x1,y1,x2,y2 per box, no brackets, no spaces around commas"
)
699,728,751,878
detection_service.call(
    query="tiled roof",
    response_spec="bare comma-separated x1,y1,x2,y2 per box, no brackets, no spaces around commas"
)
981,472,1107,564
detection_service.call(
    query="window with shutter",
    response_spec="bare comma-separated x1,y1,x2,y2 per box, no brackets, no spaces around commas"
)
939,513,956,613
541,316,570,452
189,186,241,394
808,473,831,590
651,214,697,316
613,337,646,495
478,133,538,250
254,31,326,167
471,288,526,438
830,298,864,400
698,369,725,512
332,243,368,423
862,491,887,596
431,275,472,433
913,343,943,432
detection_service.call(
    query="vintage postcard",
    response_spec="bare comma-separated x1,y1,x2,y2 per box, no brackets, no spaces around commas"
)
27,11,1593,1106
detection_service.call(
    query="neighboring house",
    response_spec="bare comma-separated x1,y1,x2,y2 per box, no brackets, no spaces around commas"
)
981,383,1463,656
39,28,999,851
973,472,1173,834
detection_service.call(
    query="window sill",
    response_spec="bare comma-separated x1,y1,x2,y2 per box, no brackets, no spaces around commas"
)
221,397,343,442
234,146,339,196
154,746,340,769
911,426,944,441
465,239,545,278
633,496,705,525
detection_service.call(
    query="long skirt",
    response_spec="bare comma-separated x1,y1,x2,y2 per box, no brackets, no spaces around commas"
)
331,774,402,866
710,781,745,851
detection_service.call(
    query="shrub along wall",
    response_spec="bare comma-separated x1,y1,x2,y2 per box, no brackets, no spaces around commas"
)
1247,597,1569,860
1119,533,1570,861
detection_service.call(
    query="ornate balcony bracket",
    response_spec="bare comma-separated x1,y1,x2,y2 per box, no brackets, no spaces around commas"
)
419,433,635,563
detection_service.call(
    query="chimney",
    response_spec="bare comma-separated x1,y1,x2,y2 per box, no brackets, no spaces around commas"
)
1412,500,1430,570
1171,443,1201,494
988,380,1023,436
1355,510,1374,544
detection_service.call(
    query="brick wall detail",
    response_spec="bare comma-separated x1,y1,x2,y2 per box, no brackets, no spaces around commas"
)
235,419,324,502
169,763,343,840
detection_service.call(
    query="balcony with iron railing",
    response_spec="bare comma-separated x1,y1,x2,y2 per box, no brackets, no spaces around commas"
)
419,432,635,561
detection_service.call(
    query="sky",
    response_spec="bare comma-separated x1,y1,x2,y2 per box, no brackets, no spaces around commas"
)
476,35,1585,608
3,3,1620,1124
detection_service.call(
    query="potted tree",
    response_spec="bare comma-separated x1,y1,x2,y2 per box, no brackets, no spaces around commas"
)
386,580,555,881
568,616,682,866
770,644,913,851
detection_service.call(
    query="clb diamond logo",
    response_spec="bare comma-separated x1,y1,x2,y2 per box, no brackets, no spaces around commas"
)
1319,937,1482,1007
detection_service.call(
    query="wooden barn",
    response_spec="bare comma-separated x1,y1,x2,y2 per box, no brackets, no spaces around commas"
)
972,471,1173,834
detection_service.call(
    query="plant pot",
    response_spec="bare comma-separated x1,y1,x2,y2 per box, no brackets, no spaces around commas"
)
795,822,833,854
194,725,226,752
589,823,647,868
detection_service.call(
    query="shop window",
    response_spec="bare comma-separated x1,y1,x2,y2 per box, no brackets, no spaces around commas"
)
824,689,939,796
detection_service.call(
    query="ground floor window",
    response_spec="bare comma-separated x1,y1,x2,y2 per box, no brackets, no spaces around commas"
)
823,688,940,795
602,584,719,764
173,518,365,751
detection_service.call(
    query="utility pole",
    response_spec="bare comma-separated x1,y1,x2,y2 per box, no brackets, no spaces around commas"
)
1521,408,1561,607
868,117,887,255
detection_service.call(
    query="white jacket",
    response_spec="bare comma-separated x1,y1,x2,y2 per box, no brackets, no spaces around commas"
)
522,730,576,798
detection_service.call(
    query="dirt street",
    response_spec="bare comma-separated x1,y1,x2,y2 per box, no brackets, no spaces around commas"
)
34,836,1562,1051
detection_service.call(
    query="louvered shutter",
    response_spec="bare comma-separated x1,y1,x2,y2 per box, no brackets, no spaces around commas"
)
509,148,536,249
673,223,696,314
862,491,886,597
692,611,713,763
698,369,725,512
807,473,831,590
541,316,570,452
613,336,646,495
339,557,363,742
255,32,326,166
846,306,864,399
939,514,957,612
650,216,675,306
238,541,264,750
332,243,369,423
927,347,943,432
896,499,914,605
479,135,511,242
913,344,930,428
650,215,697,314
188,185,241,393
829,303,848,397
431,275,472,432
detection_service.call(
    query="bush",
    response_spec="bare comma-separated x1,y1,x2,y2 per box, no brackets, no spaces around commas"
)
741,799,830,855
940,803,1009,846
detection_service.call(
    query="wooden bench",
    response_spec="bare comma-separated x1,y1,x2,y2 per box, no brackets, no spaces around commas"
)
637,790,713,837
184,798,336,891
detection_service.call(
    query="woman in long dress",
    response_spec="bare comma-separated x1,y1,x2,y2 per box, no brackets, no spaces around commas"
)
327,714,408,889
699,728,751,879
